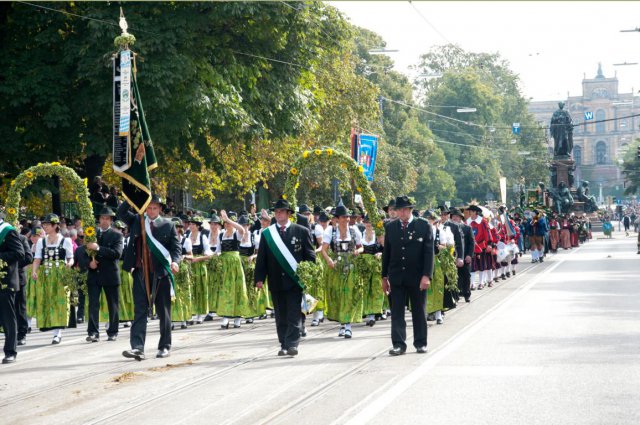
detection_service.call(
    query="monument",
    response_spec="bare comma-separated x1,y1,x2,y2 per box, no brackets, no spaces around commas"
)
549,102,575,189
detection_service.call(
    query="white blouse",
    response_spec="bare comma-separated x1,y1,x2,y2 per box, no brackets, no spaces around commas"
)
35,234,74,260
323,225,363,246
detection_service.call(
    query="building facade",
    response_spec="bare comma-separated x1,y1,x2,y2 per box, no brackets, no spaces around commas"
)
529,64,640,200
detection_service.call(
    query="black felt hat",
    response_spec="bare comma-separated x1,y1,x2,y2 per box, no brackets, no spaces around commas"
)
394,195,414,209
449,207,464,218
467,205,482,214
313,205,323,215
299,204,311,214
383,198,396,213
273,198,294,213
98,207,116,217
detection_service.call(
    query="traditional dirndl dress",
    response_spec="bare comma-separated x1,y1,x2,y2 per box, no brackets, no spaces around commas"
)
214,231,251,318
359,240,384,316
240,241,263,318
118,262,135,321
189,232,211,316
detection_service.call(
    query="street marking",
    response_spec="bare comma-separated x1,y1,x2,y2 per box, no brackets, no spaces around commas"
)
343,250,574,425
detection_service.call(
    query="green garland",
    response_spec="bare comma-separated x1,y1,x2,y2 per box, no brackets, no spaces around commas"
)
5,163,97,248
438,249,458,292
59,267,87,307
297,260,324,293
353,253,381,279
282,148,384,235
0,259,7,281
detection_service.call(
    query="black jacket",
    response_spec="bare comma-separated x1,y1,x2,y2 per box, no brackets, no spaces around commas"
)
254,223,316,292
382,217,434,287
85,227,124,287
117,202,182,277
443,220,464,261
459,222,475,260
17,234,33,287
0,224,26,291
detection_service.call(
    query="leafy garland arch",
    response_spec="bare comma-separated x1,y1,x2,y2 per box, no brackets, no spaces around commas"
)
5,163,97,244
283,148,384,235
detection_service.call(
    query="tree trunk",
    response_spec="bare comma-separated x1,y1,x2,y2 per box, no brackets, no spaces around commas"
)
83,154,106,186
51,176,62,216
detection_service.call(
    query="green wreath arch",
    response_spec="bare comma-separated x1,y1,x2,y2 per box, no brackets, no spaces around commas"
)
5,162,97,244
282,148,384,235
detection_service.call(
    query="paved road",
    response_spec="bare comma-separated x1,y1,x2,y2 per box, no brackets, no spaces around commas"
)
2,233,639,425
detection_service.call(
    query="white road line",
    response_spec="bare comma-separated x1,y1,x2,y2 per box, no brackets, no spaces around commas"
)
342,248,577,425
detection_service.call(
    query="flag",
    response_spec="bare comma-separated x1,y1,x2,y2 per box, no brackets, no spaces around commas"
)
113,49,157,214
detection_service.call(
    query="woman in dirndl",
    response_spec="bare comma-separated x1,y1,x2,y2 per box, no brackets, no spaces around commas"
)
214,210,251,329
238,214,261,324
169,217,195,330
321,203,363,339
30,214,75,344
186,216,213,324
359,215,384,327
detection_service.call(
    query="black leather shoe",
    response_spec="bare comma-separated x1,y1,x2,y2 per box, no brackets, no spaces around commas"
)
76,317,84,324
122,349,145,361
465,297,471,303
278,349,287,356
300,327,307,337
366,319,375,327
17,338,26,346
86,334,99,343
287,347,298,356
156,348,170,358
204,315,214,322
107,335,117,342
221,323,229,329
416,346,428,354
389,346,406,356
180,323,188,329
2,355,16,364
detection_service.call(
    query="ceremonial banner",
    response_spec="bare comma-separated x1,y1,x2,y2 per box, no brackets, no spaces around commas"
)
357,133,379,182
113,51,158,214
499,176,507,205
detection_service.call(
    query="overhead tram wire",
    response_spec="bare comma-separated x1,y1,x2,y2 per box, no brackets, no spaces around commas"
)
408,1,456,46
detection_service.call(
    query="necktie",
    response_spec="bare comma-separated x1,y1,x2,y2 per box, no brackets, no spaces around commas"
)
402,221,408,232
280,225,286,238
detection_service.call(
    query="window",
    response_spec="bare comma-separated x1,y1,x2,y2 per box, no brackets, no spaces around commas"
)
596,141,607,164
596,110,605,133
573,145,582,165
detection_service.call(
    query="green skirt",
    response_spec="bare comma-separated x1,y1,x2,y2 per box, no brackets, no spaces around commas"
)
215,251,250,318
119,265,135,321
25,265,37,317
325,256,363,324
359,255,384,316
191,258,210,315
172,262,193,322
206,256,221,313
427,258,445,314
33,265,71,329
306,259,327,312
241,256,263,318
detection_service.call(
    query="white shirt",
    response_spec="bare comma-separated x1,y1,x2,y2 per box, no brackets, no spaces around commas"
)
323,225,363,246
35,234,74,260
190,230,213,256
313,223,325,240
181,235,193,255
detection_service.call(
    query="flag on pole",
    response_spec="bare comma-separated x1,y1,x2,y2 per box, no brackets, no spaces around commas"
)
113,49,157,214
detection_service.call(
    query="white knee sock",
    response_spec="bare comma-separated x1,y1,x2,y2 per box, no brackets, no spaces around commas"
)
234,317,242,327
435,310,443,320
53,329,62,338
345,323,352,331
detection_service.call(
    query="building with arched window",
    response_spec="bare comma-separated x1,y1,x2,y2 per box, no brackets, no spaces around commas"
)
529,63,640,199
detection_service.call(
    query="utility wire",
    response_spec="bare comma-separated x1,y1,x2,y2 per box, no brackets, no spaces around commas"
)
408,1,455,46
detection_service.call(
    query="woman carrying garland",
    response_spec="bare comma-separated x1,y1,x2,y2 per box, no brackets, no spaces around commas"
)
30,214,75,344
238,215,260,324
214,210,251,329
359,215,384,327
310,211,331,326
252,210,274,319
170,217,194,330
321,203,363,339
206,214,223,320
186,216,213,324
424,210,446,324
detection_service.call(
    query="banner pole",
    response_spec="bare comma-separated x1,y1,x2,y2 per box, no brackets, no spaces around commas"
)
139,215,152,311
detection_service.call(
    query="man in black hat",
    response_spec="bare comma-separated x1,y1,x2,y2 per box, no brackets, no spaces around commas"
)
383,198,397,220
255,197,315,356
84,207,124,342
382,196,434,355
450,207,474,302
117,195,181,360
439,206,464,270
0,212,26,364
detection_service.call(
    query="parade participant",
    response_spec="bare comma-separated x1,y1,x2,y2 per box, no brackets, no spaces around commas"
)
440,206,464,271
0,212,26,363
255,198,316,357
383,198,397,220
118,195,181,360
204,214,223,322
239,214,261,324
113,220,133,328
424,210,445,324
15,227,33,347
450,207,474,303
186,216,213,325
383,196,434,355
560,215,572,248
526,210,546,262
321,202,364,338
489,216,501,285
84,207,124,343
214,210,250,329
466,205,491,290
25,227,43,330
360,215,384,327
31,214,74,345
548,213,560,253
171,217,193,330
310,211,330,326
253,210,273,320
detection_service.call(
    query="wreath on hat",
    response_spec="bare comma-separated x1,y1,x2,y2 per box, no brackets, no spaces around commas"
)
283,148,384,235
5,163,97,246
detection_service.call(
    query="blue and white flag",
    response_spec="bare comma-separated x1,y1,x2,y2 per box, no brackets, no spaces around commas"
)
357,133,378,182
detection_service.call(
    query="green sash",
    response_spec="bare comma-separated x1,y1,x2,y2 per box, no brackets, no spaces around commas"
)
262,225,304,290
0,222,17,247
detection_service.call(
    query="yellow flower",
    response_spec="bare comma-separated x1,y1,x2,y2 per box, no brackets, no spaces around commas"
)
282,194,287,200
50,162,61,166
340,163,348,169
358,165,364,173
326,148,333,156
369,197,375,203
294,182,299,189
10,180,15,186
356,187,362,192
376,221,384,229
84,226,96,237
303,151,310,158
84,178,88,187
290,167,298,175
314,149,322,156
7,208,17,215
25,171,34,178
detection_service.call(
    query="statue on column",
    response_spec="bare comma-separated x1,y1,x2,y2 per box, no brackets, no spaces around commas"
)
550,102,574,158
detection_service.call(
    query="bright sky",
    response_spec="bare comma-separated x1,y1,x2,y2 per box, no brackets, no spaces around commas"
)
329,1,640,101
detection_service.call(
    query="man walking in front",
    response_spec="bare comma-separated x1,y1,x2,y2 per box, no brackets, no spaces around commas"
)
382,196,434,356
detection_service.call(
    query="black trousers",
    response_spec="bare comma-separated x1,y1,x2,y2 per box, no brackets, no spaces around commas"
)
87,284,120,337
457,264,471,299
390,283,427,350
77,288,85,320
0,289,17,357
270,287,302,350
15,285,28,339
130,269,171,351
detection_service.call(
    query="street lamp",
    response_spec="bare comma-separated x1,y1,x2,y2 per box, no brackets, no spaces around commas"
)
368,49,399,55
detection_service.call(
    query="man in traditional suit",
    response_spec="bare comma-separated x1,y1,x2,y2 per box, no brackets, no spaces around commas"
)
439,206,464,268
0,213,26,364
255,198,316,357
382,196,434,355
450,207,474,303
85,207,124,342
117,195,181,360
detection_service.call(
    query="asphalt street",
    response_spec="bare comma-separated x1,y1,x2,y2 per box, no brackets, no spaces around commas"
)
1,231,639,425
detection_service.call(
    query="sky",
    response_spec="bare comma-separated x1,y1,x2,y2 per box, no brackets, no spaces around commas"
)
329,1,640,101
